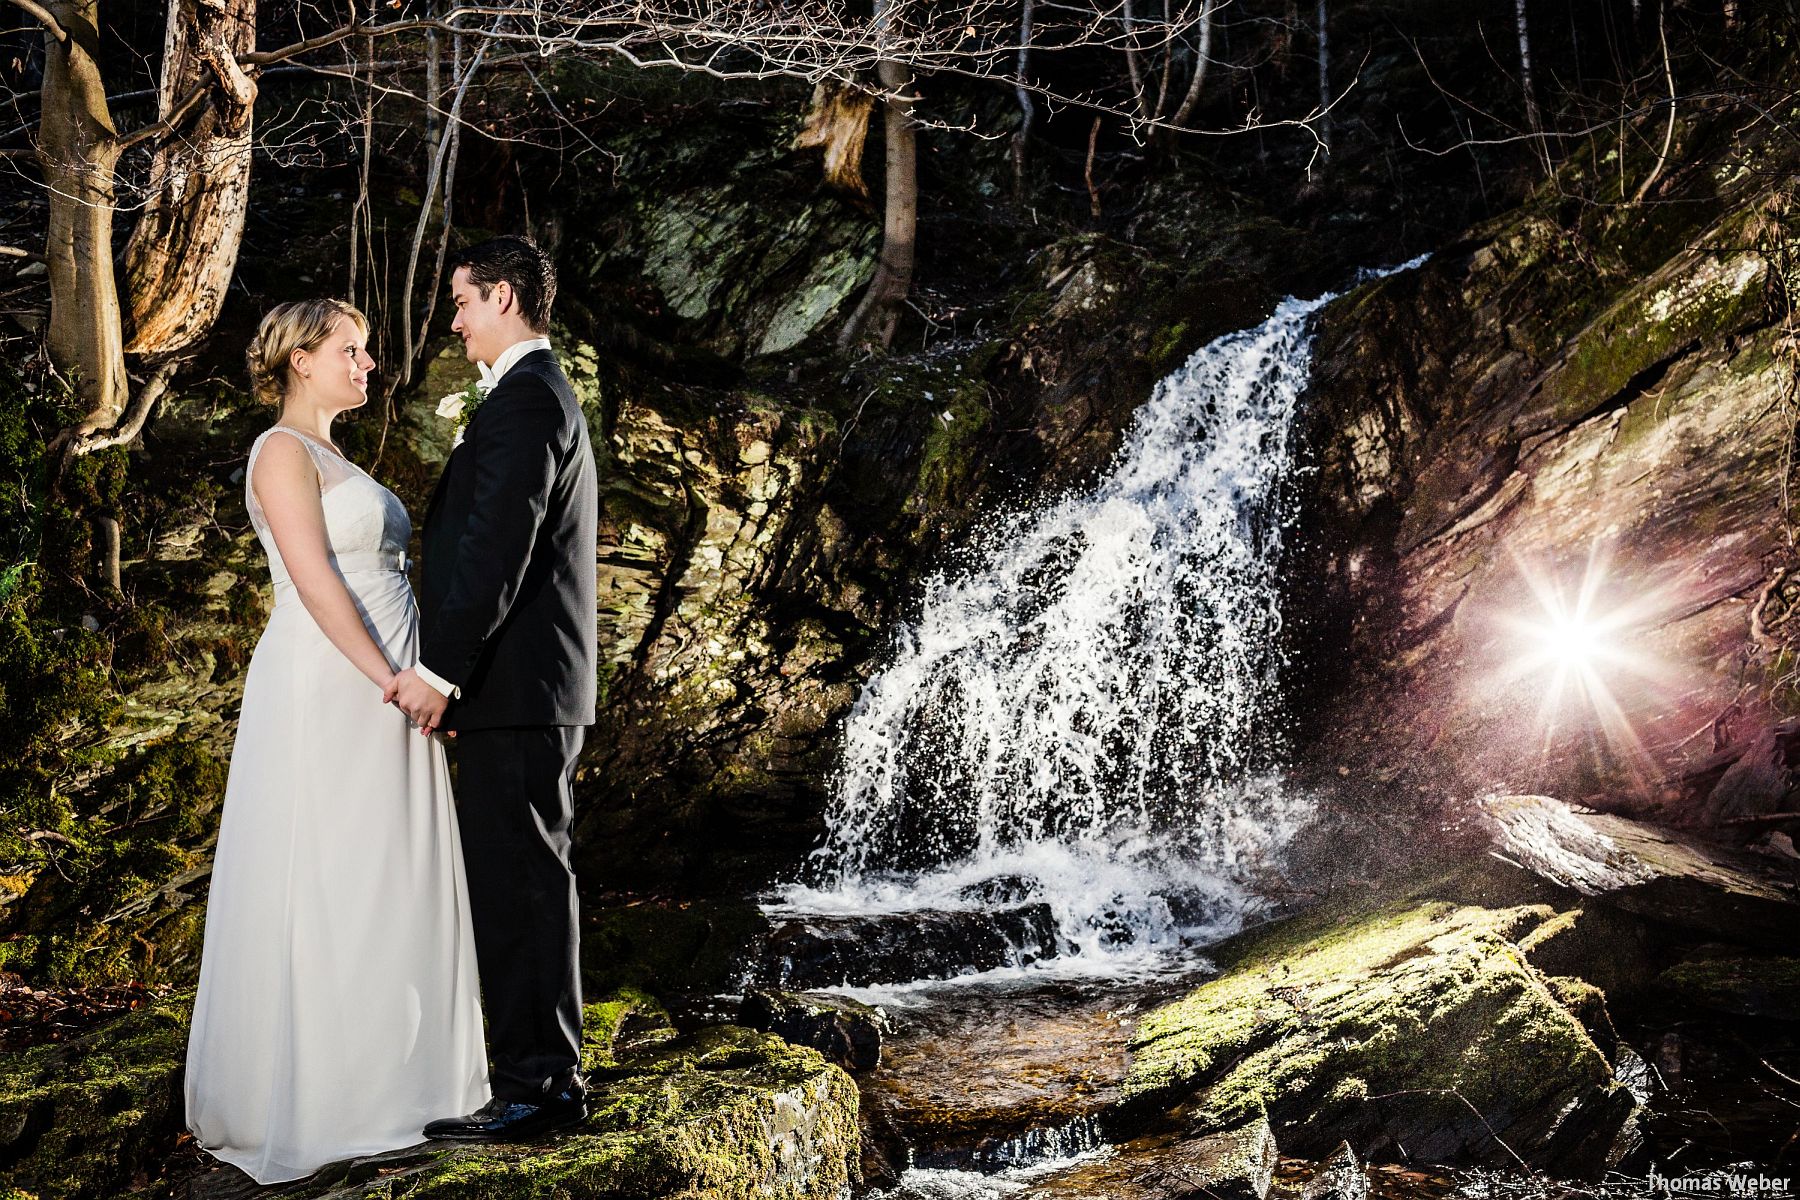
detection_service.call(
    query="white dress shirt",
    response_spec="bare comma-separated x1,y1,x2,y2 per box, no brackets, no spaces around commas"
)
415,335,555,701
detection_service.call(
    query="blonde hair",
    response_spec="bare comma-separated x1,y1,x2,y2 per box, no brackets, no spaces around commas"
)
246,299,370,406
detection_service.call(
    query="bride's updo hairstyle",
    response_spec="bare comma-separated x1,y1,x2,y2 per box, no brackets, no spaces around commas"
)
246,298,370,406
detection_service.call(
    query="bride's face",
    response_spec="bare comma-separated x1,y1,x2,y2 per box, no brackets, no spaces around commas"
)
294,317,374,411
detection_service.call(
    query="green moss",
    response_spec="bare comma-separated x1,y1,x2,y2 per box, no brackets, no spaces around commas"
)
1538,247,1768,424
902,353,1002,521
582,984,673,1071
1657,955,1800,1018
1125,879,1634,1172
0,743,224,986
0,994,190,1200
1,995,858,1200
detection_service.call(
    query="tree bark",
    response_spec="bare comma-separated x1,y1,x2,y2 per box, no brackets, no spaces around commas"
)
1315,0,1331,154
1514,0,1541,137
121,0,257,358
1011,0,1035,197
837,53,916,350
792,80,874,200
1165,0,1214,141
37,0,127,437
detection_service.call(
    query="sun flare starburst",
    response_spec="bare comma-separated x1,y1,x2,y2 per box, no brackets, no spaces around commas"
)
1493,542,1685,777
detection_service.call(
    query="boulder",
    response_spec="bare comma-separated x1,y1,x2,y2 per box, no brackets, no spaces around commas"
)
1511,902,1658,1000
0,993,188,1200
1654,954,1800,1020
753,904,1059,990
1301,1141,1370,1200
1122,873,1640,1178
1481,795,1800,950
1,992,860,1200
1153,1118,1279,1200
738,987,887,1072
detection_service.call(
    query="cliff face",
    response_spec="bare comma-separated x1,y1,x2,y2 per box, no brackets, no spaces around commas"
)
16,18,1783,982
565,198,1340,892
1289,86,1800,835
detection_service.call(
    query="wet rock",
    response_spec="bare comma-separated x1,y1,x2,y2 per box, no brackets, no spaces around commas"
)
1155,1118,1279,1200
958,874,1038,905
738,987,886,1072
1481,795,1800,950
582,897,773,998
753,903,1059,989
1301,1141,1370,1200
4,992,860,1200
1655,954,1800,1019
860,975,1164,1174
1122,872,1640,1178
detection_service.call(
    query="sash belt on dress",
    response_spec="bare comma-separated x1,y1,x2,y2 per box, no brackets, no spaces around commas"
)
270,550,408,585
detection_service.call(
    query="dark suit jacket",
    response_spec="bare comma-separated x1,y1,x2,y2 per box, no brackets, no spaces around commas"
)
420,347,598,731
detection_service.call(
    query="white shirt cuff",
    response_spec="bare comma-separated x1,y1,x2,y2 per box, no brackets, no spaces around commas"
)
415,662,461,699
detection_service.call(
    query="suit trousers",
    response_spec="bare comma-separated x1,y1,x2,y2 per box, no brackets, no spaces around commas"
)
451,725,585,1101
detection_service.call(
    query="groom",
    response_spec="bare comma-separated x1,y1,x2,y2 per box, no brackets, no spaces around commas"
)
386,235,598,1140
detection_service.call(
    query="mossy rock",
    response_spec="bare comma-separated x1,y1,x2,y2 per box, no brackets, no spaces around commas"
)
280,1025,860,1200
0,989,859,1200
1655,955,1800,1020
0,994,189,1200
1122,876,1640,1178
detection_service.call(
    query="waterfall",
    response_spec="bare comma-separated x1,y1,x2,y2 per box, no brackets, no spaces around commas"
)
773,262,1425,977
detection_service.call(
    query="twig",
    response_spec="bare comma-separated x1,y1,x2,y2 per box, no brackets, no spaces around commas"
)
1629,0,1676,206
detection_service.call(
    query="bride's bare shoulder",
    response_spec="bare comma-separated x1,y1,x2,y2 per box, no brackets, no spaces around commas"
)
250,429,322,502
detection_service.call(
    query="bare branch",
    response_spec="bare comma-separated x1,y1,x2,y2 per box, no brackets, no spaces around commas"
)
6,0,66,44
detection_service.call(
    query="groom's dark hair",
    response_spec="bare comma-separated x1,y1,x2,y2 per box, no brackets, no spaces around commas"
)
456,235,556,333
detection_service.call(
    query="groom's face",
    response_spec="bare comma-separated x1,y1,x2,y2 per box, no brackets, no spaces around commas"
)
450,266,509,366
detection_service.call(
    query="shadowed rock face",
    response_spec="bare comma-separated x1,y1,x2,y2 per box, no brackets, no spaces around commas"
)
1287,93,1800,830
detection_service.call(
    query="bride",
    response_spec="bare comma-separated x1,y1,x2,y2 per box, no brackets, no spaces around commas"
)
184,299,490,1183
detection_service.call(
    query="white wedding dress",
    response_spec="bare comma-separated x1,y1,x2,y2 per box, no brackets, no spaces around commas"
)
185,426,490,1184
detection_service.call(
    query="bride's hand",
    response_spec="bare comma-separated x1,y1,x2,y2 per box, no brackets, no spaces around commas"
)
379,671,400,701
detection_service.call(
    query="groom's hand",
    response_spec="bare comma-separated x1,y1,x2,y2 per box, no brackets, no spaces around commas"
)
387,667,451,735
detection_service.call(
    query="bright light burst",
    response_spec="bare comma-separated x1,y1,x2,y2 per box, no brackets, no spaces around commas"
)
1494,542,1683,773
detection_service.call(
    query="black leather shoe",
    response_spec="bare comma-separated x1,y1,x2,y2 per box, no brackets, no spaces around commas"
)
423,1089,588,1142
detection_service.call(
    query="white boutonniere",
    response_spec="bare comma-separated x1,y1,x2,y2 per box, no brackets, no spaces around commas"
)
436,379,489,448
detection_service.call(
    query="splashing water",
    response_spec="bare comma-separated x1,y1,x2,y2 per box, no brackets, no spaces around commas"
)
775,262,1426,975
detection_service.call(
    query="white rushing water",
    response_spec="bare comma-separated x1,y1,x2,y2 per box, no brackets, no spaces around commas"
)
773,261,1426,981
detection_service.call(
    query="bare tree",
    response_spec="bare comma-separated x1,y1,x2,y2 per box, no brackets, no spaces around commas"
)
1012,0,1036,196
837,0,916,350
1121,0,1217,147
6,0,1334,586
1514,0,1542,144
1316,0,1331,155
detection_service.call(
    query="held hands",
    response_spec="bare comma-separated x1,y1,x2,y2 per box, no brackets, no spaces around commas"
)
384,667,453,736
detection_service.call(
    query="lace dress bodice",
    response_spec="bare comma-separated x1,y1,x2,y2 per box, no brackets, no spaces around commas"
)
245,427,411,584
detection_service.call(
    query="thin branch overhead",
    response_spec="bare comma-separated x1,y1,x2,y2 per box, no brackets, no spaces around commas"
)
230,2,1326,144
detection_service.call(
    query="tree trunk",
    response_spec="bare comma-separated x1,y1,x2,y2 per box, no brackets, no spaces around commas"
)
1514,0,1541,137
38,0,127,437
1165,0,1214,141
1011,0,1036,197
121,0,257,358
1314,0,1331,154
837,54,917,350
